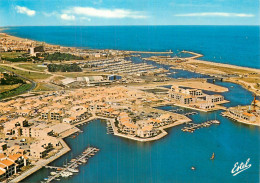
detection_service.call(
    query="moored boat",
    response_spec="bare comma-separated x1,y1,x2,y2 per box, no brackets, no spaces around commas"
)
68,167,79,173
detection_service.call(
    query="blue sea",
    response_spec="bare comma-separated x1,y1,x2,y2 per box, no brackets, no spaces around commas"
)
2,26,259,183
2,26,260,68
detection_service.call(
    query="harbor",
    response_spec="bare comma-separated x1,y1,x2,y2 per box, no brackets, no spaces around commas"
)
44,147,99,182
0,25,259,183
86,58,166,75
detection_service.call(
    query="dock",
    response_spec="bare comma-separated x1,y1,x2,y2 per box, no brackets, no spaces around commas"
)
181,120,220,133
44,147,99,182
181,50,203,59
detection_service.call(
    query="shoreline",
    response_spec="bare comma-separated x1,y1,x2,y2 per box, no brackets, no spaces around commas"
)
1,31,259,182
221,112,260,127
144,51,260,96
0,31,257,70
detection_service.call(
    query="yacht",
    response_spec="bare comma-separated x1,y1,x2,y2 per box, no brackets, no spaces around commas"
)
61,171,73,177
68,168,79,173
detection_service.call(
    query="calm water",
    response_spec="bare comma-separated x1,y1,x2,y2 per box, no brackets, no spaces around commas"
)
2,26,260,68
5,26,258,182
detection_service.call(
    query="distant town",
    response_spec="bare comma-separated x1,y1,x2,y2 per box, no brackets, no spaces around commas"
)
0,32,259,182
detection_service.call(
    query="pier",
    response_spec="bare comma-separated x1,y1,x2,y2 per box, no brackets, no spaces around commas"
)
128,50,173,54
181,120,220,133
181,50,203,59
44,147,99,182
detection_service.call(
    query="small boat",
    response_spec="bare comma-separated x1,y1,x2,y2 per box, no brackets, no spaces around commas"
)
191,166,196,170
210,153,215,160
72,136,76,139
61,171,73,177
68,168,79,173
57,168,63,171
80,159,87,163
44,178,48,181
50,172,57,176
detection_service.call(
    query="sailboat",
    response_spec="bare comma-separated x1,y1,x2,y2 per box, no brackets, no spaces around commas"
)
210,153,215,160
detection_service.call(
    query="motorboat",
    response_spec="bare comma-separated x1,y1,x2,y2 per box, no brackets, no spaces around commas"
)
61,171,73,177
68,168,79,173
50,172,57,176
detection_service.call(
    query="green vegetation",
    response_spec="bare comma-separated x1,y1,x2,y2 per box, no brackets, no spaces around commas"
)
17,64,47,72
43,52,83,61
0,84,21,93
47,63,82,72
0,65,51,80
0,52,41,62
0,73,25,85
33,82,62,92
2,57,28,62
0,83,32,99
0,52,27,59
143,88,169,93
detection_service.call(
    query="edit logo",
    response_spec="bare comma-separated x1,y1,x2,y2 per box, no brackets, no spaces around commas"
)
231,158,252,176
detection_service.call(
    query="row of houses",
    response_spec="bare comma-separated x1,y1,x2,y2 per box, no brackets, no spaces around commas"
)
117,112,178,138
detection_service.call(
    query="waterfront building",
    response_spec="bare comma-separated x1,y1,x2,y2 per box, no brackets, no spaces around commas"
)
169,85,226,109
0,153,27,181
228,107,257,122
137,125,157,138
30,141,54,159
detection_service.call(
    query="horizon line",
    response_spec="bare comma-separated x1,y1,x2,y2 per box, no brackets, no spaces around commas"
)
1,24,260,27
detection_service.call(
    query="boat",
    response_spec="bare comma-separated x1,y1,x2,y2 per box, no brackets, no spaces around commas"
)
50,172,57,176
61,171,73,177
68,168,79,173
191,166,196,170
210,153,215,160
80,159,87,163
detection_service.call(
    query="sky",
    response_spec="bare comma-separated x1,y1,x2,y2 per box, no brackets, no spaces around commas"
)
0,0,259,26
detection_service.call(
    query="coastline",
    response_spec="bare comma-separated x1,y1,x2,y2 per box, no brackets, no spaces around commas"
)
222,111,260,127
144,51,260,96
1,31,259,71
1,31,259,182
